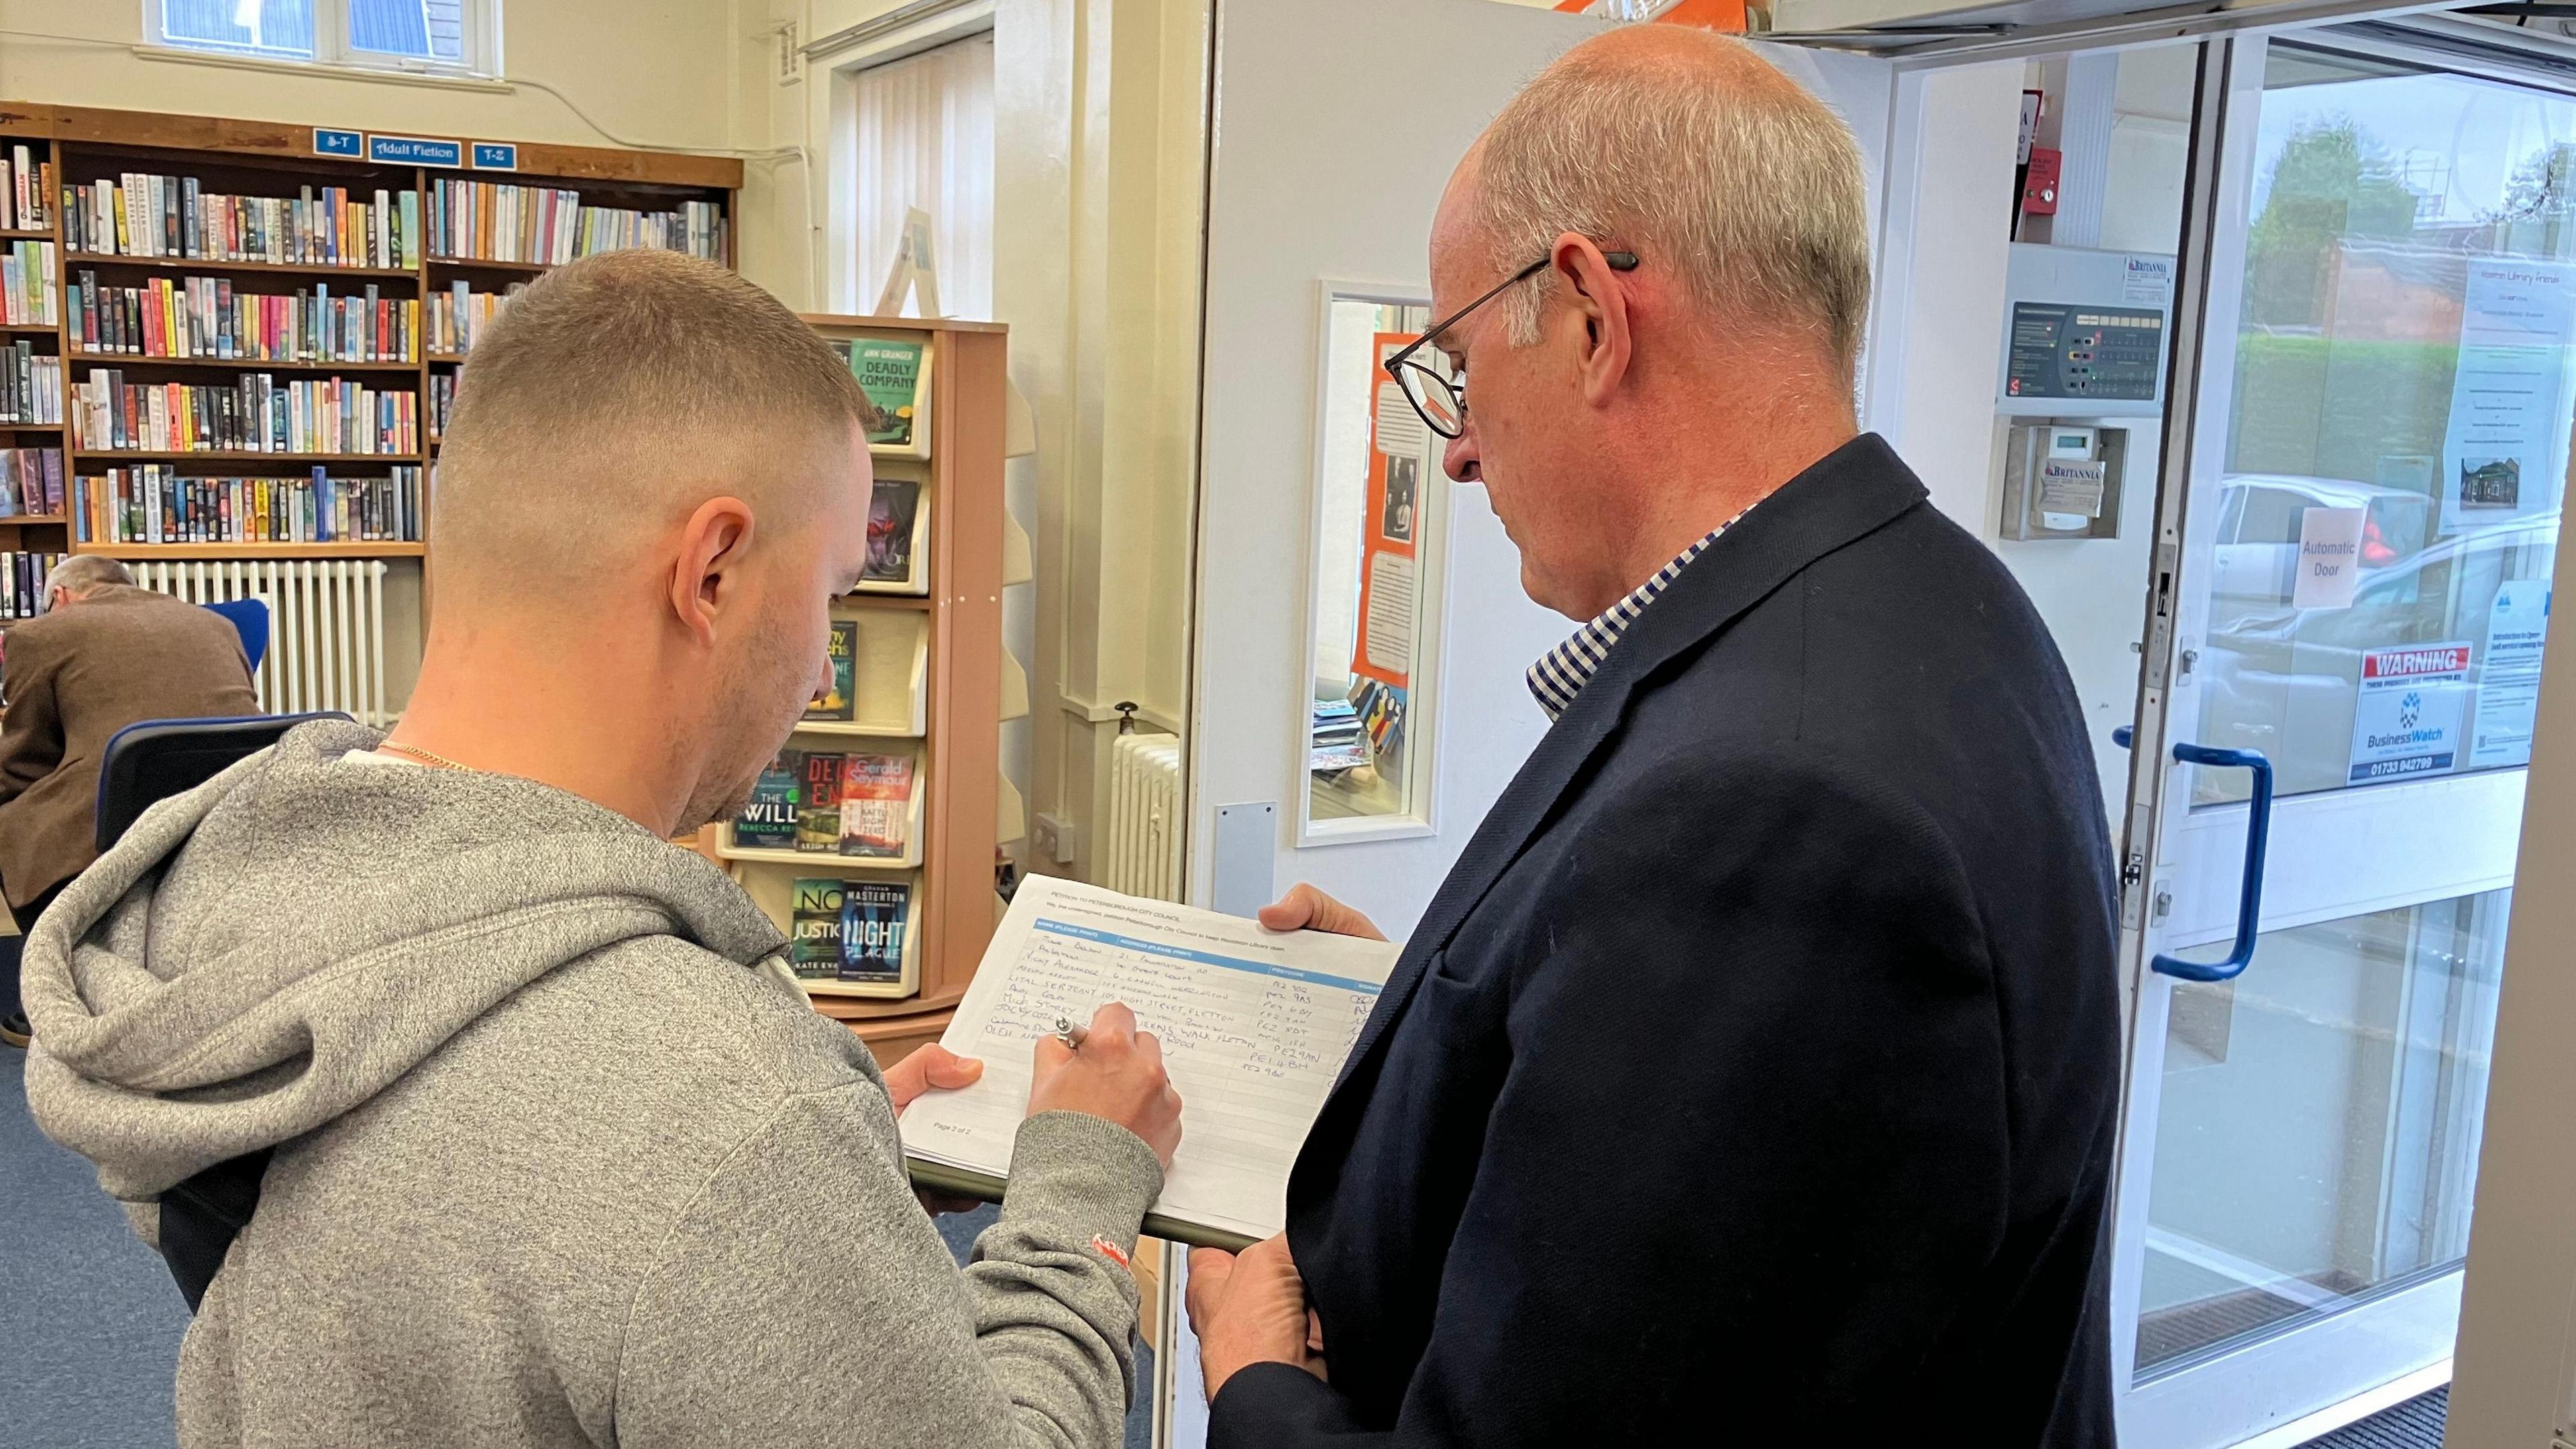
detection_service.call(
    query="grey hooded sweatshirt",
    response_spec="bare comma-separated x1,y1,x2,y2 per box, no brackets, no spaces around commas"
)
21,720,1164,1449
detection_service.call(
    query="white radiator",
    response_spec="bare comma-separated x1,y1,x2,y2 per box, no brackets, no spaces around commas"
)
131,560,391,727
1102,731,1184,902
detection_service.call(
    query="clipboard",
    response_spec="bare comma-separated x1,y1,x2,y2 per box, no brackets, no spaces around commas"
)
908,1156,1260,1253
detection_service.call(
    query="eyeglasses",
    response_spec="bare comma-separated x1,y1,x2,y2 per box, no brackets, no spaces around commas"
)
1382,250,1641,441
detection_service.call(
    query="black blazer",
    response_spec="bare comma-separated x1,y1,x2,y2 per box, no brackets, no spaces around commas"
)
1210,436,2121,1446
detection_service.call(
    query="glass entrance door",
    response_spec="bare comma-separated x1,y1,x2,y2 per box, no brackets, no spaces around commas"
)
2113,32,2565,1445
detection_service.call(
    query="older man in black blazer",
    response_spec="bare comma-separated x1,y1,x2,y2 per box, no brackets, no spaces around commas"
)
1184,27,2122,1448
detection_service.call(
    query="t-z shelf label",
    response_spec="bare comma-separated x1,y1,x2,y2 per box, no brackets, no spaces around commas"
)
312,128,364,158
470,143,518,171
368,136,464,166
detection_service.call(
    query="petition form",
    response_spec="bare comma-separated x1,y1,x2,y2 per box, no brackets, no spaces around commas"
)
900,875,1401,1244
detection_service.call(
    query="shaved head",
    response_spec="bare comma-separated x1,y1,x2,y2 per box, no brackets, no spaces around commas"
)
399,248,881,839
433,250,869,604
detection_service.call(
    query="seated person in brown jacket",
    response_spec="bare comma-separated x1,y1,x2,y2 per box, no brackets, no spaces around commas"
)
0,555,256,1045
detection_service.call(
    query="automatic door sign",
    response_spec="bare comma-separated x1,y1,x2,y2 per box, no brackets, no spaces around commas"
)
2348,643,2473,784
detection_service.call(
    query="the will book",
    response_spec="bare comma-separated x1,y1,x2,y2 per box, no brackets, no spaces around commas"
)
732,751,802,851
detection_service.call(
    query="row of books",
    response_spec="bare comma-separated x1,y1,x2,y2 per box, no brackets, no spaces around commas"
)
74,465,424,547
426,280,524,356
735,749,918,859
1,549,66,622
1311,698,1368,772
0,551,66,621
68,272,423,365
2,146,54,231
71,371,422,455
425,180,727,266
789,877,913,986
61,176,419,270
1,343,62,425
429,372,455,441
3,239,57,325
0,448,65,518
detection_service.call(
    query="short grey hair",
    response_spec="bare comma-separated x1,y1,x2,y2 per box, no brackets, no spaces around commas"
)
1474,32,1872,376
45,555,131,597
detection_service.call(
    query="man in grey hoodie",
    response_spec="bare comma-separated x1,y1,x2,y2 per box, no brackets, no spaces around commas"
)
21,248,1184,1449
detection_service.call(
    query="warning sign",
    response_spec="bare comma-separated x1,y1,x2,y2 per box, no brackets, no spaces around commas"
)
2347,643,2473,784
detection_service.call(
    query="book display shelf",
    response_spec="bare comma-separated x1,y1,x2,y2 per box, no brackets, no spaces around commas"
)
0,101,739,566
703,316,1007,1064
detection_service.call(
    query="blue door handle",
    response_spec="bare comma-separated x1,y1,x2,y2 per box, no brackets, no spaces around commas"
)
2110,725,2274,982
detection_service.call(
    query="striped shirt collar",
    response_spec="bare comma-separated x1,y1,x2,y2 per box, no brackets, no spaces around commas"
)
1525,514,1745,721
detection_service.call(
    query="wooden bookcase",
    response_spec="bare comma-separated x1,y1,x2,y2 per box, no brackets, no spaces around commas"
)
0,107,1004,1061
0,101,740,564
705,316,1008,1066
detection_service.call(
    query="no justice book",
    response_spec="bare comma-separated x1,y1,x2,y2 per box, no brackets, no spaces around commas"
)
788,876,912,984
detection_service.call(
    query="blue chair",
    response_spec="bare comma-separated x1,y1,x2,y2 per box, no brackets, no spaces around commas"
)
93,712,350,853
203,598,269,672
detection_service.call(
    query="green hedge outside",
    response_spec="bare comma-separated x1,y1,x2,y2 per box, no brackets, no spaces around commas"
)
2226,334,2459,486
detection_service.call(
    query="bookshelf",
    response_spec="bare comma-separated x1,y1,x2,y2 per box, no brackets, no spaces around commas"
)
0,101,740,559
698,315,1008,1065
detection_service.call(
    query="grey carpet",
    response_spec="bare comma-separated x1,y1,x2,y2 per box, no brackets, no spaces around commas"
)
5,1050,1153,1449
2300,1386,2448,1448
2,1044,189,1449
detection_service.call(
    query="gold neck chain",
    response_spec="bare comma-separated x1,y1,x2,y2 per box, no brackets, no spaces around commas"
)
374,739,471,771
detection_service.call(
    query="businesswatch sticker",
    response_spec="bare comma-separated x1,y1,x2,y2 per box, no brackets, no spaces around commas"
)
2347,643,2473,784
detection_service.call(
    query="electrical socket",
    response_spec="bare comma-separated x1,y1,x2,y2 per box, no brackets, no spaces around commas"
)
1034,813,1080,865
775,21,801,84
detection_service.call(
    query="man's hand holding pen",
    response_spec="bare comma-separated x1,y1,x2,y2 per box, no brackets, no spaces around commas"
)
1028,1000,1185,1169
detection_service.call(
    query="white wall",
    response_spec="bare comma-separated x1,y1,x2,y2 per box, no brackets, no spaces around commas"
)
991,0,1208,883
1871,46,2203,816
2448,478,2576,1446
0,0,748,157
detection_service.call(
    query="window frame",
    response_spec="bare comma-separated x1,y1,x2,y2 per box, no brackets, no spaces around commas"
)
149,0,503,82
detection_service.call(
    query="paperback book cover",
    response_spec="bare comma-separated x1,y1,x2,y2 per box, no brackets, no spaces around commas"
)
788,877,847,980
840,337,926,448
865,478,922,587
733,750,802,851
839,752,916,859
839,879,912,984
804,619,857,722
798,753,847,853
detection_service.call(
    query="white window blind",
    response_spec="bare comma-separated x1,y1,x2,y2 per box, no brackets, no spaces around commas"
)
849,33,997,320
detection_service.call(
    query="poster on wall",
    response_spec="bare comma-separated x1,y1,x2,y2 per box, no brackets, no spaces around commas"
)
1348,334,1428,765
2470,582,2551,769
2347,642,2475,785
2439,262,2576,532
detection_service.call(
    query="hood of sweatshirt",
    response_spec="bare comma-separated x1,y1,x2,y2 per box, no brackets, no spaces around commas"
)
22,719,788,1203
